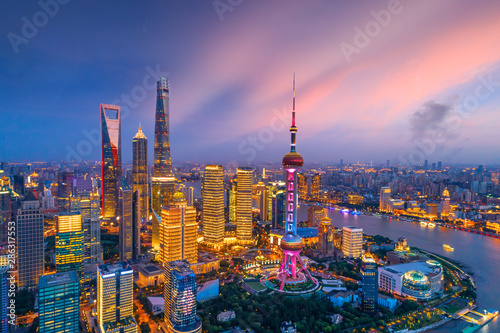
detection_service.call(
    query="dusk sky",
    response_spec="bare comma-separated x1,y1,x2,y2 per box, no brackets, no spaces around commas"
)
2,1,500,165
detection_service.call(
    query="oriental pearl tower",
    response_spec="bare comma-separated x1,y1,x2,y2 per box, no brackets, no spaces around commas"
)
277,74,317,291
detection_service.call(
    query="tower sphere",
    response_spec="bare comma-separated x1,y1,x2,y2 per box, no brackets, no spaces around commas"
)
282,151,304,169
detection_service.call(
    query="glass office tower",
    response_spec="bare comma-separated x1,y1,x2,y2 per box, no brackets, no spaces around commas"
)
101,104,122,220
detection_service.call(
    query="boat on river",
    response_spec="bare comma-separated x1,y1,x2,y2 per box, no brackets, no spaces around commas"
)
443,244,454,251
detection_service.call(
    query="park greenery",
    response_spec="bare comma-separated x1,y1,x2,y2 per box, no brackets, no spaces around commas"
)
197,283,388,333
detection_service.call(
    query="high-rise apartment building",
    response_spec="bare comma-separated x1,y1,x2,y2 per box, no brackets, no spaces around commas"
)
202,165,224,247
342,226,363,258
17,191,44,290
38,271,79,333
257,182,270,221
379,187,391,212
133,124,149,223
56,212,83,279
101,104,122,220
118,178,140,261
164,260,202,333
97,262,137,333
236,167,253,243
159,191,197,264
297,173,307,199
152,77,176,251
361,255,378,314
441,188,451,219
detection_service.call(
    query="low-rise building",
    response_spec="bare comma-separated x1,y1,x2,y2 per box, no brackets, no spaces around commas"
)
378,294,398,310
378,260,443,300
197,279,219,302
138,264,164,287
327,291,359,307
217,311,236,322
147,297,164,315
280,321,297,333
191,252,220,275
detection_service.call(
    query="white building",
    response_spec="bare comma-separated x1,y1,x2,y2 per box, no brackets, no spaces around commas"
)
342,226,363,258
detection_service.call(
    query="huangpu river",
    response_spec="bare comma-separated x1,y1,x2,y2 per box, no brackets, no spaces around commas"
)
187,181,499,331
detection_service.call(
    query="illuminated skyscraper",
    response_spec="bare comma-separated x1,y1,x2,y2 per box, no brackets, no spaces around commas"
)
441,188,451,220
152,77,176,251
133,124,149,223
310,173,321,198
79,191,102,265
97,262,137,333
56,212,84,279
276,74,316,291
379,187,391,212
164,260,202,333
257,182,270,221
236,167,253,244
57,170,74,213
17,191,44,290
158,191,197,265
228,179,237,223
270,181,286,229
118,179,140,261
101,104,122,220
318,216,333,255
307,206,325,227
202,165,224,247
342,226,363,258
38,271,79,333
361,255,378,314
297,173,307,199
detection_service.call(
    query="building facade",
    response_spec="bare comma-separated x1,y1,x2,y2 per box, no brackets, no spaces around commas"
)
164,260,202,333
236,167,253,243
17,191,44,290
159,191,198,264
118,178,140,261
342,226,363,258
38,271,79,333
152,77,176,252
56,212,83,279
101,104,122,220
132,124,149,223
97,262,137,333
202,165,224,247
361,255,378,314
379,187,391,212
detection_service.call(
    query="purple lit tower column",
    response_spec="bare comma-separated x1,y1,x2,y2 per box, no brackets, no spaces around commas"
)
277,74,316,290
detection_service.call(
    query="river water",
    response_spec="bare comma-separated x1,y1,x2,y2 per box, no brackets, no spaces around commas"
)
296,206,499,332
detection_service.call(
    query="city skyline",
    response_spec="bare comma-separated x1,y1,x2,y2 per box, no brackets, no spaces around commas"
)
2,1,500,164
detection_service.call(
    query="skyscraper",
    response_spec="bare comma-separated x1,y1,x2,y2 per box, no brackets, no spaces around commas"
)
342,226,363,258
159,191,198,265
202,165,224,247
276,74,316,291
152,77,176,251
361,255,378,314
118,178,140,261
57,170,74,213
257,182,270,221
17,191,44,290
97,262,137,333
228,179,237,223
56,212,84,279
133,124,149,223
310,173,321,198
79,191,102,265
164,260,202,333
318,216,333,255
236,167,253,244
307,206,326,227
379,187,391,212
270,181,286,229
38,271,80,333
101,104,122,220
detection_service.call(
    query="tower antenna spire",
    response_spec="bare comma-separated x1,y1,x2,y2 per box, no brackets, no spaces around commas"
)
292,72,296,126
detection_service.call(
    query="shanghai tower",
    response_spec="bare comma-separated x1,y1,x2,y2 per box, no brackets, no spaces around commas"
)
151,77,176,251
